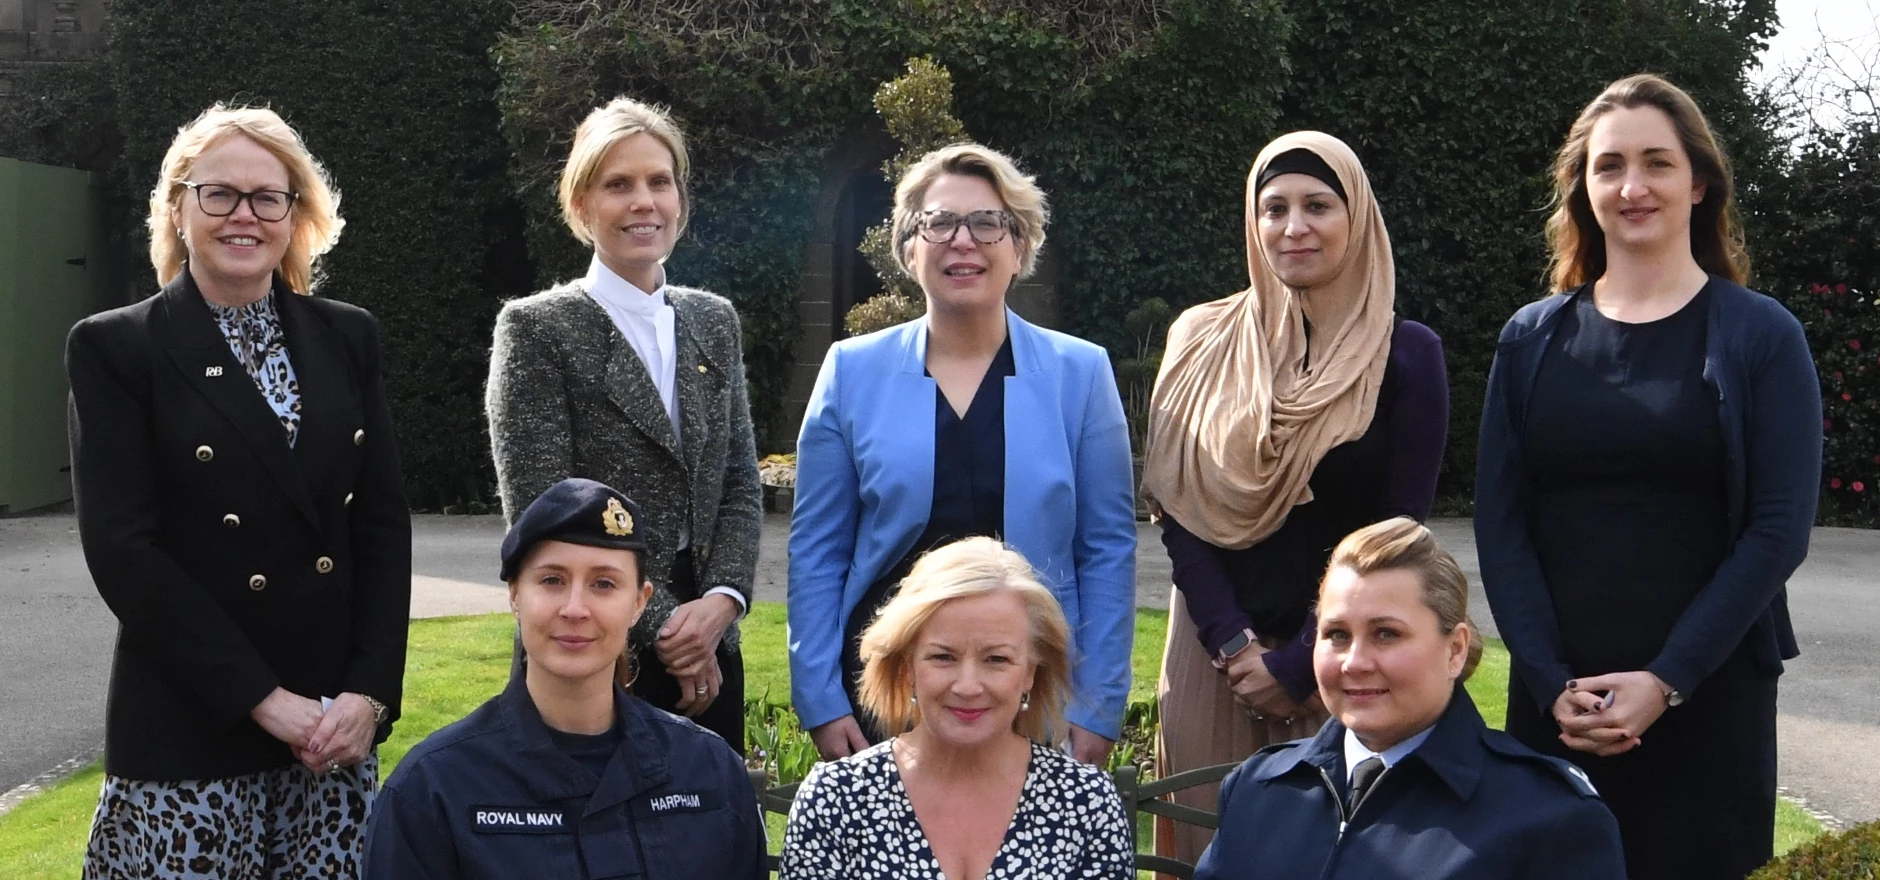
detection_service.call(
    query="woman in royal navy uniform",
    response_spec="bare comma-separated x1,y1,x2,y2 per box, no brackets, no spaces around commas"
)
363,478,764,879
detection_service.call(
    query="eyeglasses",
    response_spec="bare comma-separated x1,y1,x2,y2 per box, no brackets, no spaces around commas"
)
913,209,1013,245
181,181,299,222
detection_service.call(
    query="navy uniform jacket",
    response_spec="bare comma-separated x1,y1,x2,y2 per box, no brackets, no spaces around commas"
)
364,673,765,879
1194,688,1627,880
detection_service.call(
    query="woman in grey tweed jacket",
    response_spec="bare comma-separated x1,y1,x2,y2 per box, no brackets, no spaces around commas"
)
486,97,761,751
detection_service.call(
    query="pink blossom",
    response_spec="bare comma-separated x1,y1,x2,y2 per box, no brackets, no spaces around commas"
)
1855,482,1866,493
1852,340,1864,352
1844,393,1854,402
1831,477,1843,489
1837,284,1850,294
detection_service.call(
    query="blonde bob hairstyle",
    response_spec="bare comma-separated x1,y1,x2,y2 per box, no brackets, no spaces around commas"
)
149,104,343,294
856,536,1072,744
891,142,1049,280
1544,73,1749,291
1321,517,1484,683
558,96,692,247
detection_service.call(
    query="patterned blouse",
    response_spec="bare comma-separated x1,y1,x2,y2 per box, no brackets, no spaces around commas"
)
209,294,301,447
779,740,1135,879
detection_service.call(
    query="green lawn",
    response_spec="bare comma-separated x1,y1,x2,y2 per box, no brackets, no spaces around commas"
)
0,605,1826,877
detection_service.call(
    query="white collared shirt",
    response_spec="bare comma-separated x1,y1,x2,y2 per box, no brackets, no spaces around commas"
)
582,256,746,617
584,256,680,442
1342,723,1437,787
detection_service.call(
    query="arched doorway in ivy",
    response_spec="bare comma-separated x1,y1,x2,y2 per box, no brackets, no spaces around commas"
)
829,170,893,338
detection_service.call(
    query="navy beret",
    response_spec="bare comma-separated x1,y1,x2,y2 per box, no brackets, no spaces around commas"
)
499,478,649,582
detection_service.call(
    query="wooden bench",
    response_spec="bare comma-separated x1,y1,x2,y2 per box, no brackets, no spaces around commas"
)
749,760,1239,878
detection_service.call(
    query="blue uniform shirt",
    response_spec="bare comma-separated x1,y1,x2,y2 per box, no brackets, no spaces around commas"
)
364,672,765,879
1195,687,1626,880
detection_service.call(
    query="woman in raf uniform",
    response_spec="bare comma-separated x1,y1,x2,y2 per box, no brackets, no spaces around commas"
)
69,103,411,878
363,478,765,880
1195,518,1625,880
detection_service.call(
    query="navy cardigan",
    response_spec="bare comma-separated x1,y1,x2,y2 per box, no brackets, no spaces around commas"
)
1473,277,1821,713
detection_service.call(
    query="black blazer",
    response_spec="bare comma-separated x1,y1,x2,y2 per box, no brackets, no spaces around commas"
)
66,270,412,781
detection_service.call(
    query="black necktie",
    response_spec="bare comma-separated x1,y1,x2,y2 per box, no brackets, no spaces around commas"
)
1349,756,1385,812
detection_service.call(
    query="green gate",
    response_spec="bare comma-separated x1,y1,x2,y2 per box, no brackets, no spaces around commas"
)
0,157,113,513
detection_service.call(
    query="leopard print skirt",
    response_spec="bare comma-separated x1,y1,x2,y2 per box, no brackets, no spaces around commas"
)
82,753,378,879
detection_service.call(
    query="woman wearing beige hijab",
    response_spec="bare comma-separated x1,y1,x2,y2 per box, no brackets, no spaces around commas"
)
1142,131,1449,868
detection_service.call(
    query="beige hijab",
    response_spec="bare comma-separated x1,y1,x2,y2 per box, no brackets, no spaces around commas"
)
1140,131,1395,550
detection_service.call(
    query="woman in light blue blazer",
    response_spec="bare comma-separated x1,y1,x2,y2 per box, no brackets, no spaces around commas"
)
789,143,1137,765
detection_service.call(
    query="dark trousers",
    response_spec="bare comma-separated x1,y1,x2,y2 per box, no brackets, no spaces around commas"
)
512,549,747,754
1508,646,1778,880
839,571,904,744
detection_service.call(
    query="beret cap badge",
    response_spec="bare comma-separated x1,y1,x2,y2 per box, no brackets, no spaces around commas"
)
603,497,635,536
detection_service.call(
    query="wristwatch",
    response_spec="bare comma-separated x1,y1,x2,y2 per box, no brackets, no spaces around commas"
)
1659,683,1685,708
1212,628,1257,670
362,694,389,724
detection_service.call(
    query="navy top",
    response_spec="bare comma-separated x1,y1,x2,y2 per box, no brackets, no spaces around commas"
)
1525,286,1730,675
1161,320,1450,699
1193,688,1626,880
924,334,1015,545
1475,278,1820,712
363,673,765,879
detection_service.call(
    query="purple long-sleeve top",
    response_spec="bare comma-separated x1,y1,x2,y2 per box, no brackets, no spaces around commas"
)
1161,319,1449,701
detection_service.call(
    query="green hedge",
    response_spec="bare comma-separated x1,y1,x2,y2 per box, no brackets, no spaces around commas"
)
109,0,531,507
36,0,1850,509
1758,121,1880,523
498,0,1793,482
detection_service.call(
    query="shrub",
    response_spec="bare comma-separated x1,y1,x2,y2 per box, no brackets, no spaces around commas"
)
1749,820,1880,879
845,291,926,337
109,0,531,507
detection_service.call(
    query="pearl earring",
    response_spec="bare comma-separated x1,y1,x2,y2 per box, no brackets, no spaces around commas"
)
1020,691,1031,712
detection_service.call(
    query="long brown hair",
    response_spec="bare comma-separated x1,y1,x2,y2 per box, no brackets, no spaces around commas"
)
1543,73,1749,291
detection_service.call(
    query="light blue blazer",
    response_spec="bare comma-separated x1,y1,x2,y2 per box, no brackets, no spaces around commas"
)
788,311,1138,739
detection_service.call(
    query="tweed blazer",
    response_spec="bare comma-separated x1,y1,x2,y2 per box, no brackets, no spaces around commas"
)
486,280,762,649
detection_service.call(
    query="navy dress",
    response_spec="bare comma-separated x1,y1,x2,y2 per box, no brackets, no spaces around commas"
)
1507,284,1776,880
840,337,1016,741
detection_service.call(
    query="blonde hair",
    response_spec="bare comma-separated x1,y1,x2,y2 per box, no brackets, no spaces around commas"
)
1544,73,1749,291
558,96,692,247
891,142,1050,279
1322,517,1484,682
857,537,1072,744
148,104,342,294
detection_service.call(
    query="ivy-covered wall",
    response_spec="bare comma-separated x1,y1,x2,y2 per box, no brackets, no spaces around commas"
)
498,0,1792,498
17,0,1863,514
109,0,532,507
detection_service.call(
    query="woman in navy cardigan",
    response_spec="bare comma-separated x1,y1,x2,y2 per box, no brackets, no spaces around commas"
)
788,143,1137,766
1474,74,1820,880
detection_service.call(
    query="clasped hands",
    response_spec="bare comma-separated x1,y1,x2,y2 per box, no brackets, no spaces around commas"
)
1223,643,1318,721
1551,670,1672,757
249,688,377,775
658,593,740,718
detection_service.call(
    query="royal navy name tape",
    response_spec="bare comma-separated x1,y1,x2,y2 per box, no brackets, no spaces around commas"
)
471,807,568,833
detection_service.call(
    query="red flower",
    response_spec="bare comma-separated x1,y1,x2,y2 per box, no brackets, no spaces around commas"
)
1834,371,1845,380
1831,477,1843,488
1825,418,1834,430
1853,340,1864,351
1837,284,1850,294
1856,482,1867,493
1844,393,1854,401
1872,455,1879,464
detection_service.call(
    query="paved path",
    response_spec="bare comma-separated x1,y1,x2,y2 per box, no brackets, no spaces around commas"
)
2,511,1874,825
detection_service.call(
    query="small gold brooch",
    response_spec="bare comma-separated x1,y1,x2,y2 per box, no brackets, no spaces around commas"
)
603,497,634,536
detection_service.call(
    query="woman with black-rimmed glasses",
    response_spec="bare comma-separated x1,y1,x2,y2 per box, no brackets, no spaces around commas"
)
787,143,1138,766
68,103,411,878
